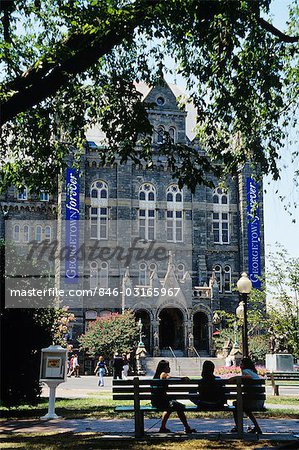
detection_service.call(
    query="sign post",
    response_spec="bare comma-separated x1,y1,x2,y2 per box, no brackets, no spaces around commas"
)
40,345,67,420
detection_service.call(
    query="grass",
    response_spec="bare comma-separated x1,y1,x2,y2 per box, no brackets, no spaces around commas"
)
0,433,284,450
266,395,299,405
1,397,299,421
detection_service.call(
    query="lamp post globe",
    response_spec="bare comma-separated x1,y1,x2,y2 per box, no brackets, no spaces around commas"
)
237,272,252,294
236,272,252,358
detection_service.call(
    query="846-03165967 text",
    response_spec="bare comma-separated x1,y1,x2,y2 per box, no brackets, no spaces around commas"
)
96,287,181,297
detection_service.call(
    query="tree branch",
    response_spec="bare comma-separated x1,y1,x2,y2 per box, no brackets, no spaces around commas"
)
1,0,161,125
258,17,299,43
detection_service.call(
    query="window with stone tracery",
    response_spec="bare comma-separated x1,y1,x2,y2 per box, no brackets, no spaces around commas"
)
139,183,156,241
90,180,108,240
212,187,229,244
166,184,183,242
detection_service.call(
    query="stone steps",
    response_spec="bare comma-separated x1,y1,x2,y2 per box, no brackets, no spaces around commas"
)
145,356,225,377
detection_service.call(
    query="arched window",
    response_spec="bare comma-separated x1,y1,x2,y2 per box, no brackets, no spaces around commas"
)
166,184,183,242
45,226,51,242
139,262,148,286
17,187,28,200
13,225,20,242
90,262,98,289
99,262,109,288
156,126,165,144
35,225,42,243
23,225,29,243
212,187,229,244
213,187,228,205
90,180,108,200
223,265,232,292
213,265,222,292
139,183,156,241
90,180,108,240
169,127,176,143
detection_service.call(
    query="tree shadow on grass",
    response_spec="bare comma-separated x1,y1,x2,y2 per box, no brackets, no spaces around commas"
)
0,398,120,420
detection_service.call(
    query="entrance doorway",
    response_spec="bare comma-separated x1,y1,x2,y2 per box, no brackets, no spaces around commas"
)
159,308,184,351
135,310,151,352
193,312,209,353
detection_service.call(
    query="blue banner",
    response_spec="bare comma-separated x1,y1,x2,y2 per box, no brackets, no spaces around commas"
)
247,177,261,289
65,168,80,283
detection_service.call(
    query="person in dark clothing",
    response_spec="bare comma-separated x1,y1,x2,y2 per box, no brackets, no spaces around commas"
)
112,352,123,379
151,359,196,434
229,357,263,434
190,360,226,410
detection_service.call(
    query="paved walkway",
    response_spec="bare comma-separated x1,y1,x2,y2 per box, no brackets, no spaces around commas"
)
1,417,299,442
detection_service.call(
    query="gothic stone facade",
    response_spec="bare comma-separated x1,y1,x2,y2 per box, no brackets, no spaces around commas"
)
0,81,265,360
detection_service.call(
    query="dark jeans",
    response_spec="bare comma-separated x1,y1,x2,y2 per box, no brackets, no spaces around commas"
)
113,369,122,379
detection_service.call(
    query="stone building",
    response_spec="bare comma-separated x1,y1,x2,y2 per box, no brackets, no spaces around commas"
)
0,81,264,360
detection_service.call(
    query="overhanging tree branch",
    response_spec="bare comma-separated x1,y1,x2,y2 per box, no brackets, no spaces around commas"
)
0,0,161,125
258,17,299,43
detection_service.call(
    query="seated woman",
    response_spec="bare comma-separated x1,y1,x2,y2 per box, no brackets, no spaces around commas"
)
190,360,226,410
151,359,196,434
230,357,263,434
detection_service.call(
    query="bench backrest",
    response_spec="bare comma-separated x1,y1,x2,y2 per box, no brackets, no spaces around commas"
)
267,372,299,380
112,378,265,403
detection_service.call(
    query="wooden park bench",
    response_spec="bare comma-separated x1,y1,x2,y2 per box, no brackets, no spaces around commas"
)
266,371,299,396
112,377,265,438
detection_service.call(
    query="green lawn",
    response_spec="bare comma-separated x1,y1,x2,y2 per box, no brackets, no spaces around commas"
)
0,434,282,450
1,397,298,421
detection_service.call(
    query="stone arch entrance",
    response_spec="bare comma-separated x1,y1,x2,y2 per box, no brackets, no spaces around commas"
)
135,310,151,352
193,311,209,353
159,308,184,351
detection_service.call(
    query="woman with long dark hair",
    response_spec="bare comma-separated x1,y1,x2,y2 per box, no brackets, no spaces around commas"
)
190,360,225,409
151,360,196,434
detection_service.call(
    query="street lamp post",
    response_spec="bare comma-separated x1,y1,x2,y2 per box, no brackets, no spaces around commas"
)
236,272,252,358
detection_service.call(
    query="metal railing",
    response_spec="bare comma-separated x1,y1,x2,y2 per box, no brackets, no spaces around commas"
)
168,346,181,376
191,347,201,373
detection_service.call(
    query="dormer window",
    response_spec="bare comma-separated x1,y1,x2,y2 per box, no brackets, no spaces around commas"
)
17,187,28,200
40,191,49,202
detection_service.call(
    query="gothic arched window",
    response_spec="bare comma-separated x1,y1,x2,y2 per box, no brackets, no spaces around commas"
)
169,127,177,143
223,265,232,292
139,183,156,241
166,184,183,242
23,225,29,242
212,187,229,244
213,264,222,293
90,180,108,240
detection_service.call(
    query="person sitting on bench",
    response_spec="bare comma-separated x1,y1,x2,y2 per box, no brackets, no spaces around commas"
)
190,360,226,410
230,357,263,434
151,359,196,434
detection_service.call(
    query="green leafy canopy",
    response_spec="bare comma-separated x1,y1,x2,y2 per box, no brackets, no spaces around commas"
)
0,0,298,192
78,310,140,358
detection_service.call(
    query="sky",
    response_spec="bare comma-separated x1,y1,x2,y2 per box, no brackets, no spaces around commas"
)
165,0,299,266
263,0,299,262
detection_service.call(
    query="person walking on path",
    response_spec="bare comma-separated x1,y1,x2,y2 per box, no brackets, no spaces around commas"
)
230,357,263,434
151,359,196,434
67,355,75,377
73,354,80,378
122,354,129,380
112,352,123,380
94,356,108,387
